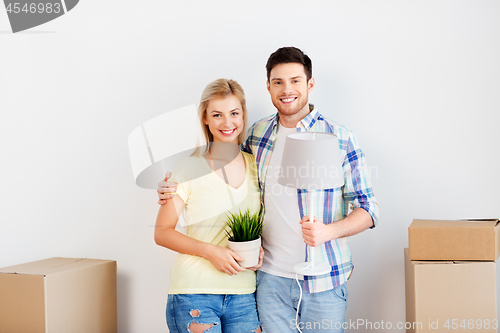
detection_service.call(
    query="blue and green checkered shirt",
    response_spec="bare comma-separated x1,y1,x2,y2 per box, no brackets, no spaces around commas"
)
241,105,379,293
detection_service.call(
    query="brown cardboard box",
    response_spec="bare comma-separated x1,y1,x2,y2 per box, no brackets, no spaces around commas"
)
0,257,117,333
404,248,497,333
409,219,500,261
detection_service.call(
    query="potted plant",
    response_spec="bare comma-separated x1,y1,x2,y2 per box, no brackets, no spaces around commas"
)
224,209,263,268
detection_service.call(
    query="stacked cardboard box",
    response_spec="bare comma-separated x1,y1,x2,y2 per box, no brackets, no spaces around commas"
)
405,219,499,333
0,257,117,333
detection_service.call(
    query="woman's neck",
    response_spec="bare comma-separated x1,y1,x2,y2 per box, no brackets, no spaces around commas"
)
207,142,240,161
205,142,241,171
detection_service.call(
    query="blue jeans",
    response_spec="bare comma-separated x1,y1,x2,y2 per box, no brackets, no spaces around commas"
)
166,293,260,333
256,271,348,333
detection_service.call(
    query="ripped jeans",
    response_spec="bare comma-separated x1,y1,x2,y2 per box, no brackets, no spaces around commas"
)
166,293,260,333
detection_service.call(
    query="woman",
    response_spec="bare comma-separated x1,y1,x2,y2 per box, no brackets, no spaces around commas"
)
154,79,262,333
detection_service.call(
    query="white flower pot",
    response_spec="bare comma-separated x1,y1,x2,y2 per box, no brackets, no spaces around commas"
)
227,237,261,268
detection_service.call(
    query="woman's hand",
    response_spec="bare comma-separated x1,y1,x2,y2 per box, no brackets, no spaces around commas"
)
247,246,264,271
205,244,247,276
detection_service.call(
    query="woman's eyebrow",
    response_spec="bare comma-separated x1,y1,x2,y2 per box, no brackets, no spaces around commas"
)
210,108,240,113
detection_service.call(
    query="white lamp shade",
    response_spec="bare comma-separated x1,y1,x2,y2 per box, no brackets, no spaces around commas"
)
128,105,206,189
278,132,344,190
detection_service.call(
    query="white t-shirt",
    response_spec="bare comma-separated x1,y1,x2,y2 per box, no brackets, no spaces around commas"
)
261,123,306,279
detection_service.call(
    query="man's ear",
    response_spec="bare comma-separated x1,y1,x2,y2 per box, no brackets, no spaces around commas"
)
266,80,271,93
307,77,315,93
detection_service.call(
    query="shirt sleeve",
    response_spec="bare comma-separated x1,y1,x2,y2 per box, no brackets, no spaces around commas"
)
341,131,379,227
240,127,254,154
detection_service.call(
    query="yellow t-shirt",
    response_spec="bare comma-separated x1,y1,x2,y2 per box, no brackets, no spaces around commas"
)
168,151,261,294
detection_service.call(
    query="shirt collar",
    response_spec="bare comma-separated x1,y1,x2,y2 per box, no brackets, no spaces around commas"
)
298,104,319,131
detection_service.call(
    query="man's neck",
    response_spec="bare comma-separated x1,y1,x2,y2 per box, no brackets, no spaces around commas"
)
277,104,313,128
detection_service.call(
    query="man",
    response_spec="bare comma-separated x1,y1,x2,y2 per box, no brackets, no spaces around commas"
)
158,47,379,333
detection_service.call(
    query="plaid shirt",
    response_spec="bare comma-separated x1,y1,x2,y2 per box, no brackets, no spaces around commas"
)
241,105,379,293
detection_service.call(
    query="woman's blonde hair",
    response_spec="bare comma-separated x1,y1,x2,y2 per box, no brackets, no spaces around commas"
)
193,79,248,156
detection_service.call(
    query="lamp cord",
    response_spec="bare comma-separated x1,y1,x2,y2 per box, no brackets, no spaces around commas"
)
294,262,313,333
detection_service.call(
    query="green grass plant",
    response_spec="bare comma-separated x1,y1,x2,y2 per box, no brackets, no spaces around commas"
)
224,209,263,242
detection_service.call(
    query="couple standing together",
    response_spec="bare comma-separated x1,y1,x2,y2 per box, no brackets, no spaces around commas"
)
154,46,379,333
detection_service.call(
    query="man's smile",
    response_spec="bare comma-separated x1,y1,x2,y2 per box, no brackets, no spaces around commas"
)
280,97,297,104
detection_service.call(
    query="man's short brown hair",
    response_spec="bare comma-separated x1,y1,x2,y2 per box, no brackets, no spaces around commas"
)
266,47,312,82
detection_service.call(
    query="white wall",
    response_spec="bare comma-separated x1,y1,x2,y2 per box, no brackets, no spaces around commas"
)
1,1,499,332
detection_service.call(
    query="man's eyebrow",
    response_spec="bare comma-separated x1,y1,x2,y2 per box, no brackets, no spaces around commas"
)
271,76,304,81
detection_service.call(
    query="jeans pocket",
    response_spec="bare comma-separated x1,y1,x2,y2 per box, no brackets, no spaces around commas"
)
332,283,348,302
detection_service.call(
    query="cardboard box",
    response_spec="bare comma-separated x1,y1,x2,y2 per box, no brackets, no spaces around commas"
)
0,257,117,333
409,219,500,261
404,248,497,333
